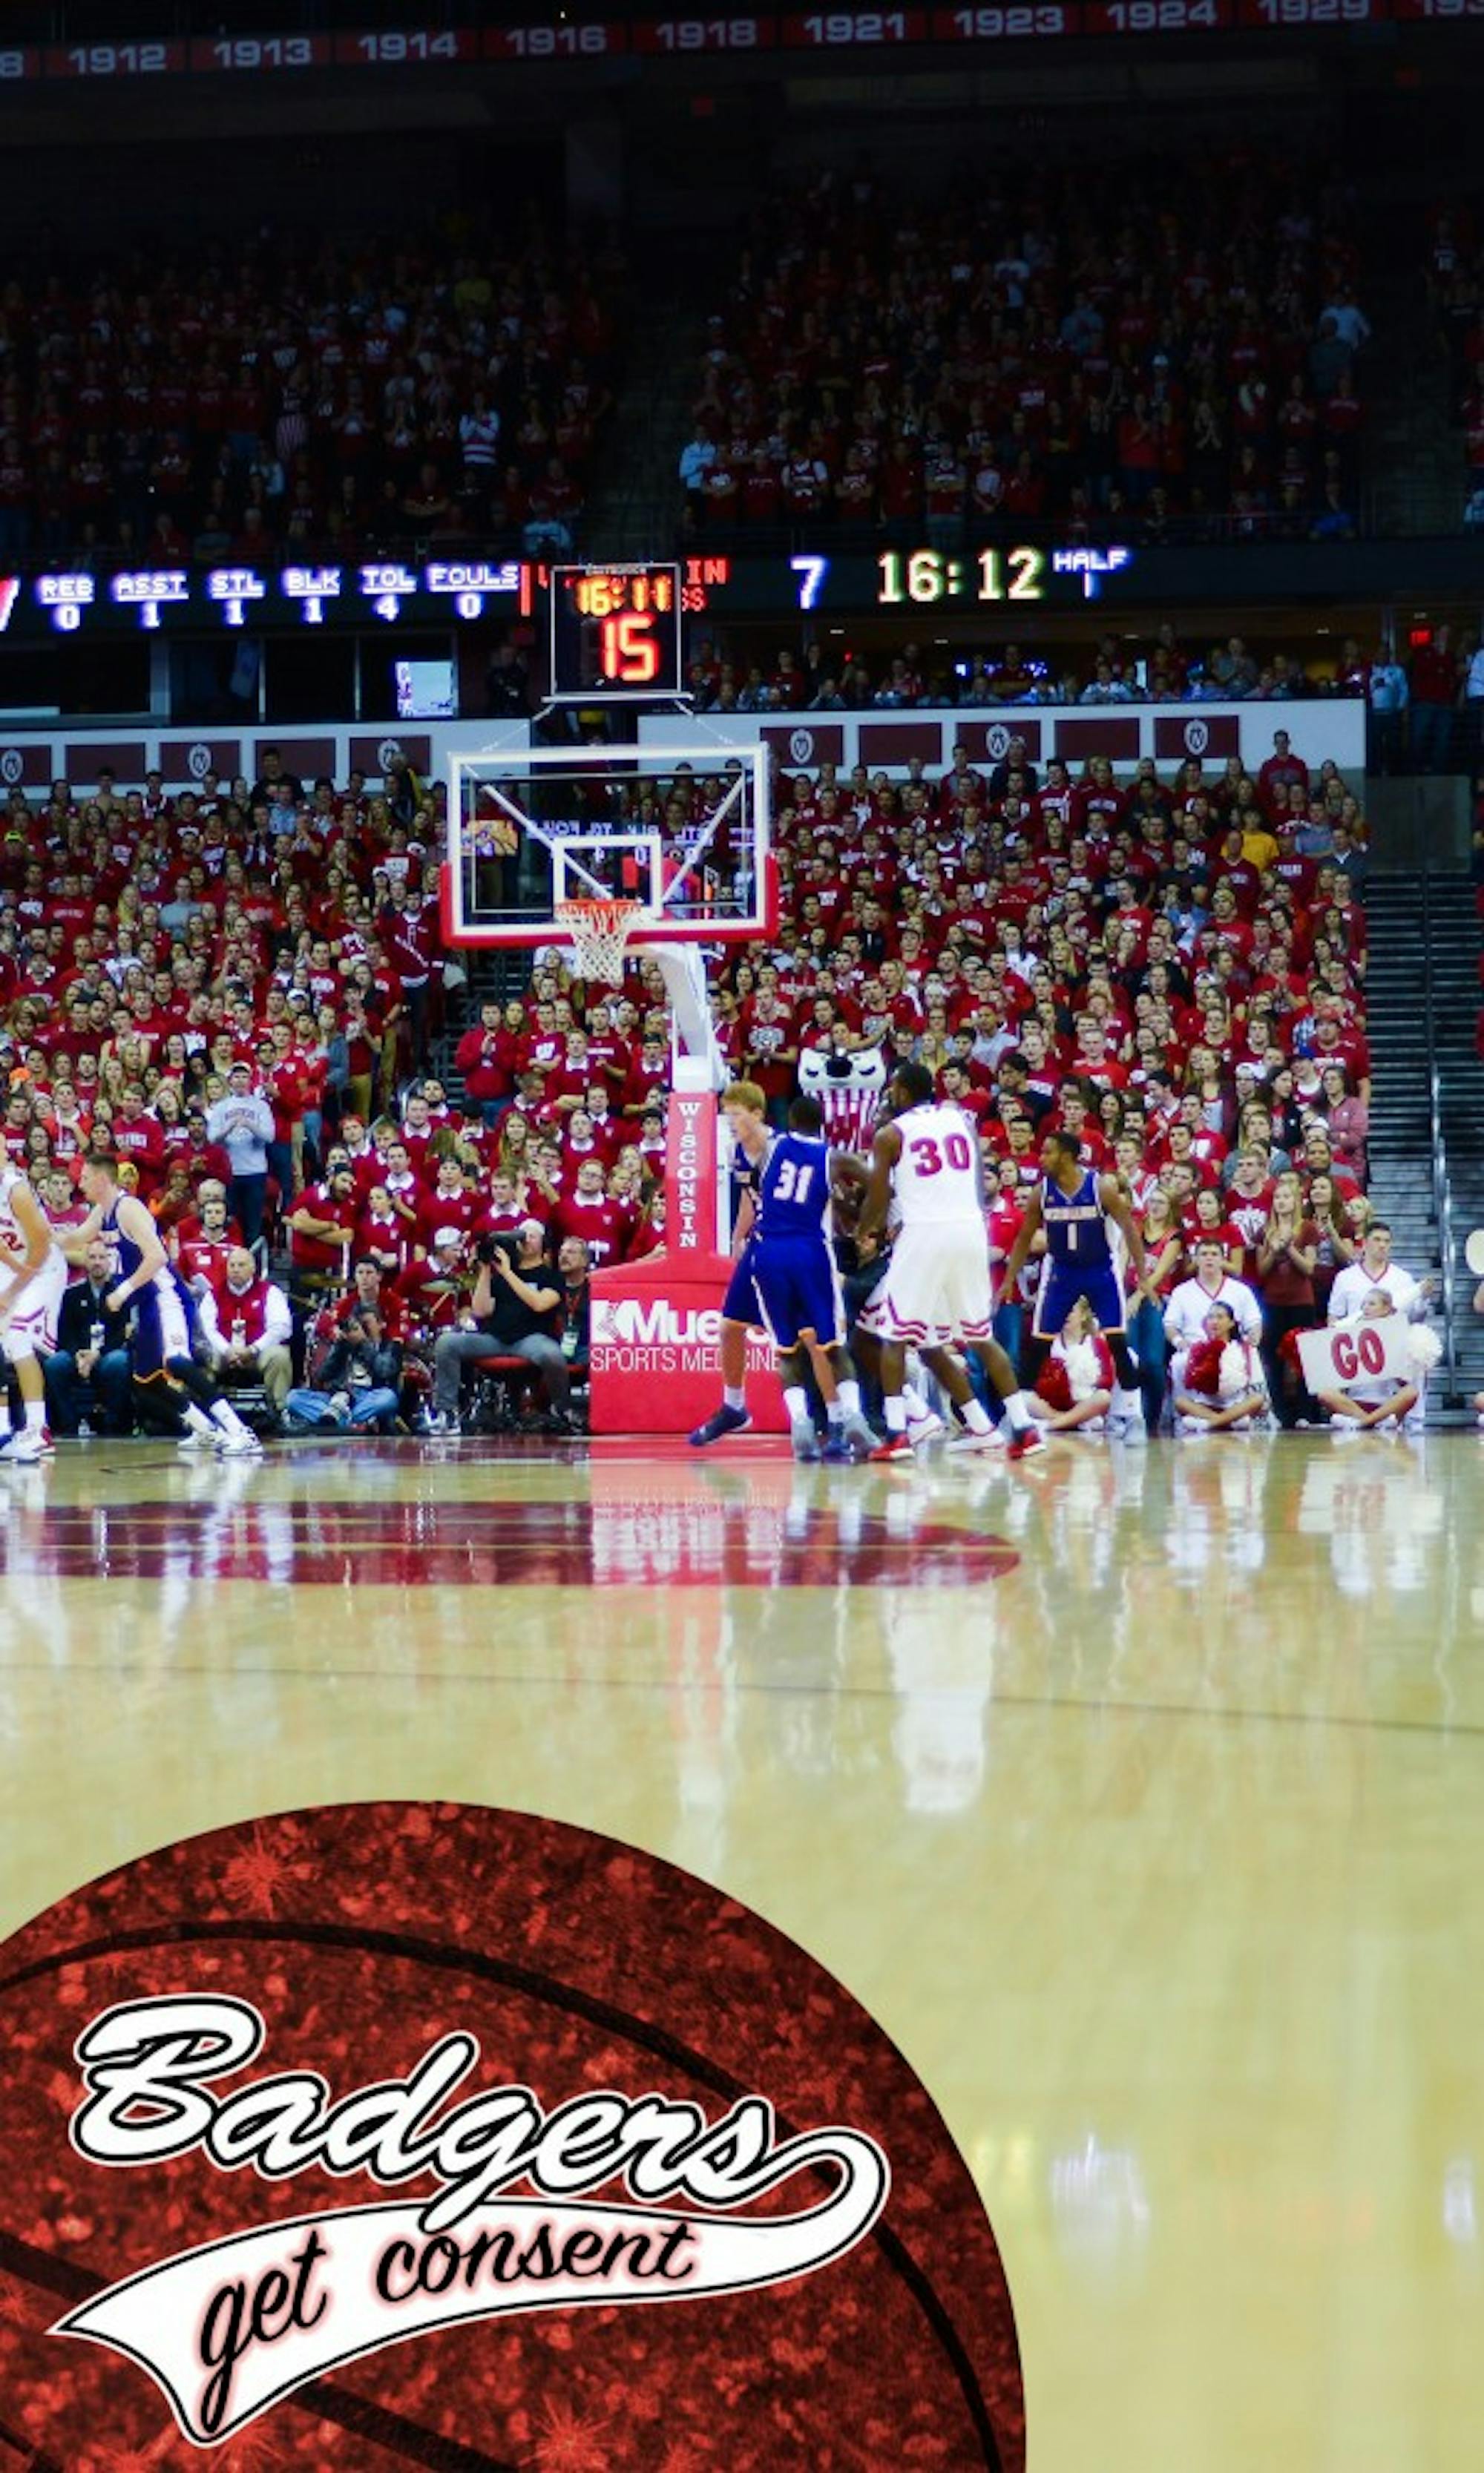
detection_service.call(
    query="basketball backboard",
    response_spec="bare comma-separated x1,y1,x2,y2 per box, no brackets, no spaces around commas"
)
441,742,773,950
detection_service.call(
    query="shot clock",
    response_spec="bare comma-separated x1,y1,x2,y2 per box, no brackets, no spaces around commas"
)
549,561,684,700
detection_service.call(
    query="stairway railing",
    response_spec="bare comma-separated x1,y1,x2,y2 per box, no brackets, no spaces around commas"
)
1420,862,1459,1405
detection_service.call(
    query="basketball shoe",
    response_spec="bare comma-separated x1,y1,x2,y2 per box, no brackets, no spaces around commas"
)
1006,1426,1047,1462
689,1403,751,1447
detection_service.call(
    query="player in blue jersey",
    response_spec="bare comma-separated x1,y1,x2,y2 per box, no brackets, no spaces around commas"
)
689,1086,876,1460
1000,1129,1149,1441
689,1080,770,1449
749,1094,879,1462
65,1151,262,1454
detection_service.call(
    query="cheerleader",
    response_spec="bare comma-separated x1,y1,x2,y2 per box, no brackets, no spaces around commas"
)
1028,1299,1115,1435
1175,1301,1273,1434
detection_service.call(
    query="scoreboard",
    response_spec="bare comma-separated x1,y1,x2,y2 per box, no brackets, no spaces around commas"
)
0,545,1133,650
1,559,533,639
1,539,1477,660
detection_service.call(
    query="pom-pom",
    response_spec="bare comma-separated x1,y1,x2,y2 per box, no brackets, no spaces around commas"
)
1219,1339,1267,1403
1063,1334,1105,1403
1407,1323,1442,1376
1036,1358,1073,1413
1183,1337,1224,1398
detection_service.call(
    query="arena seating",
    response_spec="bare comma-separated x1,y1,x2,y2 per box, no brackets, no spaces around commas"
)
1428,200,1484,527
685,629,1373,715
682,157,1368,544
0,222,620,565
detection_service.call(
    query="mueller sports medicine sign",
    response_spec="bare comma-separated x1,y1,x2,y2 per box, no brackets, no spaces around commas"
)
592,1293,774,1365
585,1074,787,1431
588,1269,786,1432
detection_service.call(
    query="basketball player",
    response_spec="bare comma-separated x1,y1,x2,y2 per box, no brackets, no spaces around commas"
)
689,1083,865,1458
65,1152,263,1456
748,1093,879,1464
999,1129,1148,1442
0,1159,69,1461
689,1080,772,1449
850,1288,990,1454
841,1131,999,1451
856,1060,1043,1462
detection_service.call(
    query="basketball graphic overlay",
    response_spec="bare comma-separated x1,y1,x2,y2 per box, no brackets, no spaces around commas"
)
0,1804,1025,2469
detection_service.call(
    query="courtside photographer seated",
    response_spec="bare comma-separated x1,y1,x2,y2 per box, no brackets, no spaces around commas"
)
429,1220,573,1436
285,1284,404,1436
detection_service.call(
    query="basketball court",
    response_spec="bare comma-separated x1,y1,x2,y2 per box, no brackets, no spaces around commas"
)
1,1427,1478,2472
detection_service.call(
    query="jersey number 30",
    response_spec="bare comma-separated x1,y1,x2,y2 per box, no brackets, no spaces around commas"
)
909,1132,973,1176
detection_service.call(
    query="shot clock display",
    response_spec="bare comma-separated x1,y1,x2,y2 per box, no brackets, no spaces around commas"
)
549,562,684,700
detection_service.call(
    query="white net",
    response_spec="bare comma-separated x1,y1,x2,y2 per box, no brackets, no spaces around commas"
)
554,898,649,986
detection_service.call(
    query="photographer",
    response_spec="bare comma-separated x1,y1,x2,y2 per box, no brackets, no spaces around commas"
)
429,1218,568,1435
556,1235,592,1413
284,1290,404,1434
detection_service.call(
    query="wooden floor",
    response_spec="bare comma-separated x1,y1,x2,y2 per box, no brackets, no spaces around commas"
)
1,1429,1480,2472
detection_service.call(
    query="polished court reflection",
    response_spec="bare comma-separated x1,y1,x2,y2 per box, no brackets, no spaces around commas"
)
1,1433,1480,2472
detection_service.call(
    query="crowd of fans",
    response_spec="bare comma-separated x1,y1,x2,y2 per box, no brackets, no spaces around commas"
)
0,693,1399,1442
747,729,1385,1431
674,628,1480,785
1429,200,1484,530
680,157,1369,546
1363,625,1484,776
0,736,669,1440
683,628,1375,717
0,217,621,568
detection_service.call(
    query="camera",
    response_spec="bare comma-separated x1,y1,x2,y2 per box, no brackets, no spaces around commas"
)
476,1230,522,1266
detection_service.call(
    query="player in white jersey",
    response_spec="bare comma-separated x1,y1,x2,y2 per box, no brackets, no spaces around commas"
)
0,1163,70,1461
856,1060,1043,1461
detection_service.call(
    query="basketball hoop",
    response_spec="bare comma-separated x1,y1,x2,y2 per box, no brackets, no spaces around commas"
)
554,897,649,986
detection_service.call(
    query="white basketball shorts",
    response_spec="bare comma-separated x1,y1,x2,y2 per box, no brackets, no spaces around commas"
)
867,1222,993,1346
2,1250,68,1361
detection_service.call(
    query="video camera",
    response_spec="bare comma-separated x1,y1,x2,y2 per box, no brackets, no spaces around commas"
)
475,1229,525,1267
